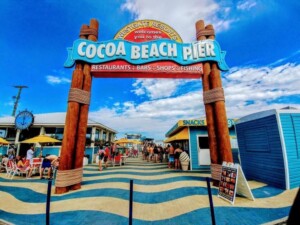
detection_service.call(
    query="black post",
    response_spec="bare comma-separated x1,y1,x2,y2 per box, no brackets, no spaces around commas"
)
46,180,52,225
206,177,216,225
287,187,300,224
129,179,133,225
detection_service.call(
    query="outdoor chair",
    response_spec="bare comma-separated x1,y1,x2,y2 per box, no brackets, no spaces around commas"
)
0,162,6,173
7,161,28,179
5,160,14,177
31,158,42,175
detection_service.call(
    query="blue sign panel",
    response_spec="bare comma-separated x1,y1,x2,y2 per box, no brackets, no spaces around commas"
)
64,39,229,71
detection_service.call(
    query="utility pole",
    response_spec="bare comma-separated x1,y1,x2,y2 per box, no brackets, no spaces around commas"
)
12,85,28,116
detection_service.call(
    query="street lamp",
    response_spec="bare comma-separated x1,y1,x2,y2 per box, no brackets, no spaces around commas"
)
12,85,28,116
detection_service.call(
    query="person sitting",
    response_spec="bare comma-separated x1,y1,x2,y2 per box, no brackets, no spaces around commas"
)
1,154,9,172
16,156,26,168
1,154,9,166
15,155,31,178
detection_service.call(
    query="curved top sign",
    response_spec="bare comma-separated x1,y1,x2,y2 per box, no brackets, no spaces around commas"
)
114,19,183,42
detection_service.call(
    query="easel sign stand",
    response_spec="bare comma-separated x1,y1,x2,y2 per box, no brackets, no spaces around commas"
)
218,161,255,204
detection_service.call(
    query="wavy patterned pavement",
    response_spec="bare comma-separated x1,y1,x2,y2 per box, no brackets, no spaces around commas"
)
0,157,297,225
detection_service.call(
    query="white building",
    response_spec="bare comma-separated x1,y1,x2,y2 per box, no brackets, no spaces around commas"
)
0,112,117,160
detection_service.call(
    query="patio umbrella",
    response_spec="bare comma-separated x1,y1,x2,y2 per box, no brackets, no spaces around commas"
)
114,138,131,144
21,134,61,144
0,137,9,145
131,140,142,145
21,134,61,156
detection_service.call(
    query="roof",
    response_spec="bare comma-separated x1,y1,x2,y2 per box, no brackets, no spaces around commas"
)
236,107,300,124
164,127,189,143
0,112,117,133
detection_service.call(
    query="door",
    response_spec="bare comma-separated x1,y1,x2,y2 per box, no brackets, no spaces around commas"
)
197,136,211,165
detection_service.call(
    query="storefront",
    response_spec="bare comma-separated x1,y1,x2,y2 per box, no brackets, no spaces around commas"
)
165,118,238,171
0,111,117,163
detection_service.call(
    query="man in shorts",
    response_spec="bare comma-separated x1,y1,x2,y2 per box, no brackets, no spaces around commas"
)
168,144,175,169
40,155,58,180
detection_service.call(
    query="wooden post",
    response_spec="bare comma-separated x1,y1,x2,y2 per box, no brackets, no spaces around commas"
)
70,19,98,190
210,63,233,163
195,20,219,165
55,19,98,194
55,63,83,194
207,26,233,163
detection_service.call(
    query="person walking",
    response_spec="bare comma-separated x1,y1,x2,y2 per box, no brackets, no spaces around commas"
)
26,146,35,178
168,144,175,169
174,144,184,170
104,145,110,168
98,146,105,171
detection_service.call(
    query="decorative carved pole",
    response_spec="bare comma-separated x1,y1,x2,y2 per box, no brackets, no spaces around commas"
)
195,20,219,165
196,20,233,169
55,19,98,194
207,26,233,163
71,19,98,190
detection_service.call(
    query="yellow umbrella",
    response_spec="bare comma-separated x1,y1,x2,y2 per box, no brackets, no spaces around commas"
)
0,137,9,145
131,140,142,144
21,134,61,144
114,138,131,144
21,134,61,156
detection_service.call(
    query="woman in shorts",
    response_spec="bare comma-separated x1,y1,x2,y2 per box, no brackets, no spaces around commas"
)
98,146,105,171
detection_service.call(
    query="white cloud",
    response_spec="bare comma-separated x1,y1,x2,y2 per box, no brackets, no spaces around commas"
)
132,78,190,99
46,75,71,85
223,63,300,118
237,0,257,11
90,59,300,140
121,0,228,42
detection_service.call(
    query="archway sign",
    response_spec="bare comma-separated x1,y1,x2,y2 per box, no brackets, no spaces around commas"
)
55,19,233,194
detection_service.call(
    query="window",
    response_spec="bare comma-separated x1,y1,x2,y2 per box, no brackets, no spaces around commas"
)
45,127,56,137
0,128,6,138
95,129,100,141
198,136,209,149
55,128,64,140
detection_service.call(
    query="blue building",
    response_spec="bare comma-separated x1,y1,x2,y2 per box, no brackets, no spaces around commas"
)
165,118,238,171
236,107,300,190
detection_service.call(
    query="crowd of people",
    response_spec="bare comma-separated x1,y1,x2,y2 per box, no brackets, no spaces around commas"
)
96,143,140,171
141,142,188,170
1,145,60,180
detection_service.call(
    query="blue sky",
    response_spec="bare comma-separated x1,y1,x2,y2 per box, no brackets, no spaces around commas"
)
0,0,299,140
